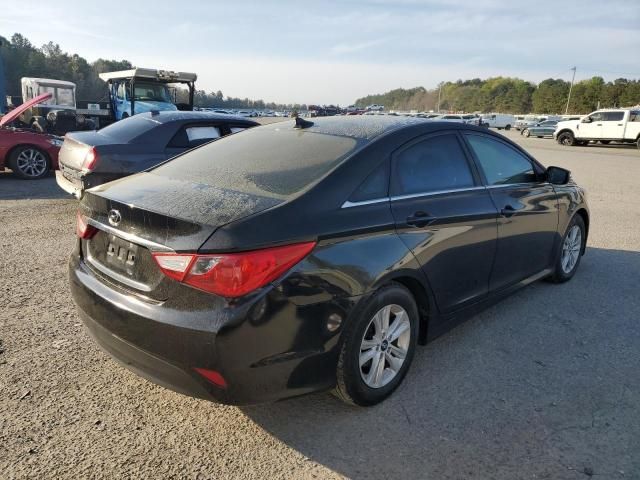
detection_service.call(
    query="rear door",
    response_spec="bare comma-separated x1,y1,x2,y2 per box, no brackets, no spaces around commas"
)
463,132,559,291
164,124,223,158
389,131,498,314
601,111,625,139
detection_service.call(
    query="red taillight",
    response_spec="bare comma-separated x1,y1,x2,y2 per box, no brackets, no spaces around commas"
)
152,241,316,298
193,368,227,388
82,147,99,171
76,211,98,239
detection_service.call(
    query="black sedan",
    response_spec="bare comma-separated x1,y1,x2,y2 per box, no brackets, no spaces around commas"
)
56,111,259,198
69,117,589,406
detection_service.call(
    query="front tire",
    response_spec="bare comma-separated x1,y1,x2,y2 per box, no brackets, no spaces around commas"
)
333,284,419,406
8,146,51,179
523,129,531,137
505,124,511,130
549,215,586,283
557,131,576,146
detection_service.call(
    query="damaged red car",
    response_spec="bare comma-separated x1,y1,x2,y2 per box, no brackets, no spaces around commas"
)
0,93,63,179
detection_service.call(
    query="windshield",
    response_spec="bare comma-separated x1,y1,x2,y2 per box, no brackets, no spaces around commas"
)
133,82,172,103
153,125,359,198
37,86,75,107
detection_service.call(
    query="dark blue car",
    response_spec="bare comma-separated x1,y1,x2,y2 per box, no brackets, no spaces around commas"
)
56,111,258,198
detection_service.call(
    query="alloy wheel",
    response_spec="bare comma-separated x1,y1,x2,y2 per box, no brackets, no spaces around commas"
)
561,225,582,274
359,304,411,389
16,149,47,178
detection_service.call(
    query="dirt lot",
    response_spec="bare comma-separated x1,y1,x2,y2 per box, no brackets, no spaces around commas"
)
1,127,639,479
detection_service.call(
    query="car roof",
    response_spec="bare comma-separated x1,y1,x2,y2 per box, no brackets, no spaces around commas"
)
266,115,432,140
132,111,257,125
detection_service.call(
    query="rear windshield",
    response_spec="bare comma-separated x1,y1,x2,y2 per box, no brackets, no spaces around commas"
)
98,115,160,142
152,125,359,198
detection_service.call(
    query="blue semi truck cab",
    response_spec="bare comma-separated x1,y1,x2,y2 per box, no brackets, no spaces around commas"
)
99,68,197,121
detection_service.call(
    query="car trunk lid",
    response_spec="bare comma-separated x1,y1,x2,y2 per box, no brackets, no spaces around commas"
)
79,173,283,299
59,131,119,171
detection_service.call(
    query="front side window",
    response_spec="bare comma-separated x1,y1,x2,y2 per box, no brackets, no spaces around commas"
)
465,135,537,185
229,127,246,134
630,111,640,122
56,88,75,106
603,111,624,122
588,112,604,122
393,134,475,196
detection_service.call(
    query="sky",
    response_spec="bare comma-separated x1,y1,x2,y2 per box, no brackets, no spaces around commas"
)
1,0,639,105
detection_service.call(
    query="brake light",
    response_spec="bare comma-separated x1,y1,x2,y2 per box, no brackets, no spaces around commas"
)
76,211,98,239
193,368,227,388
152,241,316,298
82,147,99,171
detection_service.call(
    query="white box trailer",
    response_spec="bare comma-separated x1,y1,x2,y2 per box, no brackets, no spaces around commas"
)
481,113,515,130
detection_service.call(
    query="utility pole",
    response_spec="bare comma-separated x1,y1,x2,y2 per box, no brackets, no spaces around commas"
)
565,66,576,115
436,82,442,113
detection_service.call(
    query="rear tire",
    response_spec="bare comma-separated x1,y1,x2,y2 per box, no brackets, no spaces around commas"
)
557,131,575,146
599,140,611,145
8,146,51,180
505,124,511,130
333,283,419,406
549,215,586,283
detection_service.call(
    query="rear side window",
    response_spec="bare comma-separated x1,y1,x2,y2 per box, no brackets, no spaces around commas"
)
466,135,537,185
392,134,475,196
349,162,389,202
169,125,222,148
230,127,247,134
603,112,624,121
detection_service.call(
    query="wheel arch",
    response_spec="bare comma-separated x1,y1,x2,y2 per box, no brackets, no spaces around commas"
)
7,143,51,165
575,208,589,254
556,128,575,137
365,269,435,346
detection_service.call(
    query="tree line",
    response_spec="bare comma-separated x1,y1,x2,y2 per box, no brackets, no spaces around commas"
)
0,33,300,110
355,76,640,114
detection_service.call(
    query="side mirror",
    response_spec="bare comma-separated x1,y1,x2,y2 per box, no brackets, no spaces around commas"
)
546,166,571,185
581,117,592,123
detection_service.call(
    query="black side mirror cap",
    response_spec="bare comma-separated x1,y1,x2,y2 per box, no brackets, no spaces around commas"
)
546,166,571,185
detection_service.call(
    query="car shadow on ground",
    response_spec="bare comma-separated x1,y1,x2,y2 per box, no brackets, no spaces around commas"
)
242,247,640,479
0,172,73,200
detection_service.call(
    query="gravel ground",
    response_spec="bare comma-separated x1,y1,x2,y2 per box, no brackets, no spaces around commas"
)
0,129,639,479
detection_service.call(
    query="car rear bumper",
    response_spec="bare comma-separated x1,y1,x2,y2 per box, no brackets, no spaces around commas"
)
69,249,350,405
55,170,82,198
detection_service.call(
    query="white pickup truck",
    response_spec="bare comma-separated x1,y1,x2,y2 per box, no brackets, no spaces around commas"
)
554,109,640,148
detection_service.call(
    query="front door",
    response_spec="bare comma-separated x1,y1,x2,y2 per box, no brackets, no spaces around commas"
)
463,133,559,291
576,112,604,140
389,131,498,314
